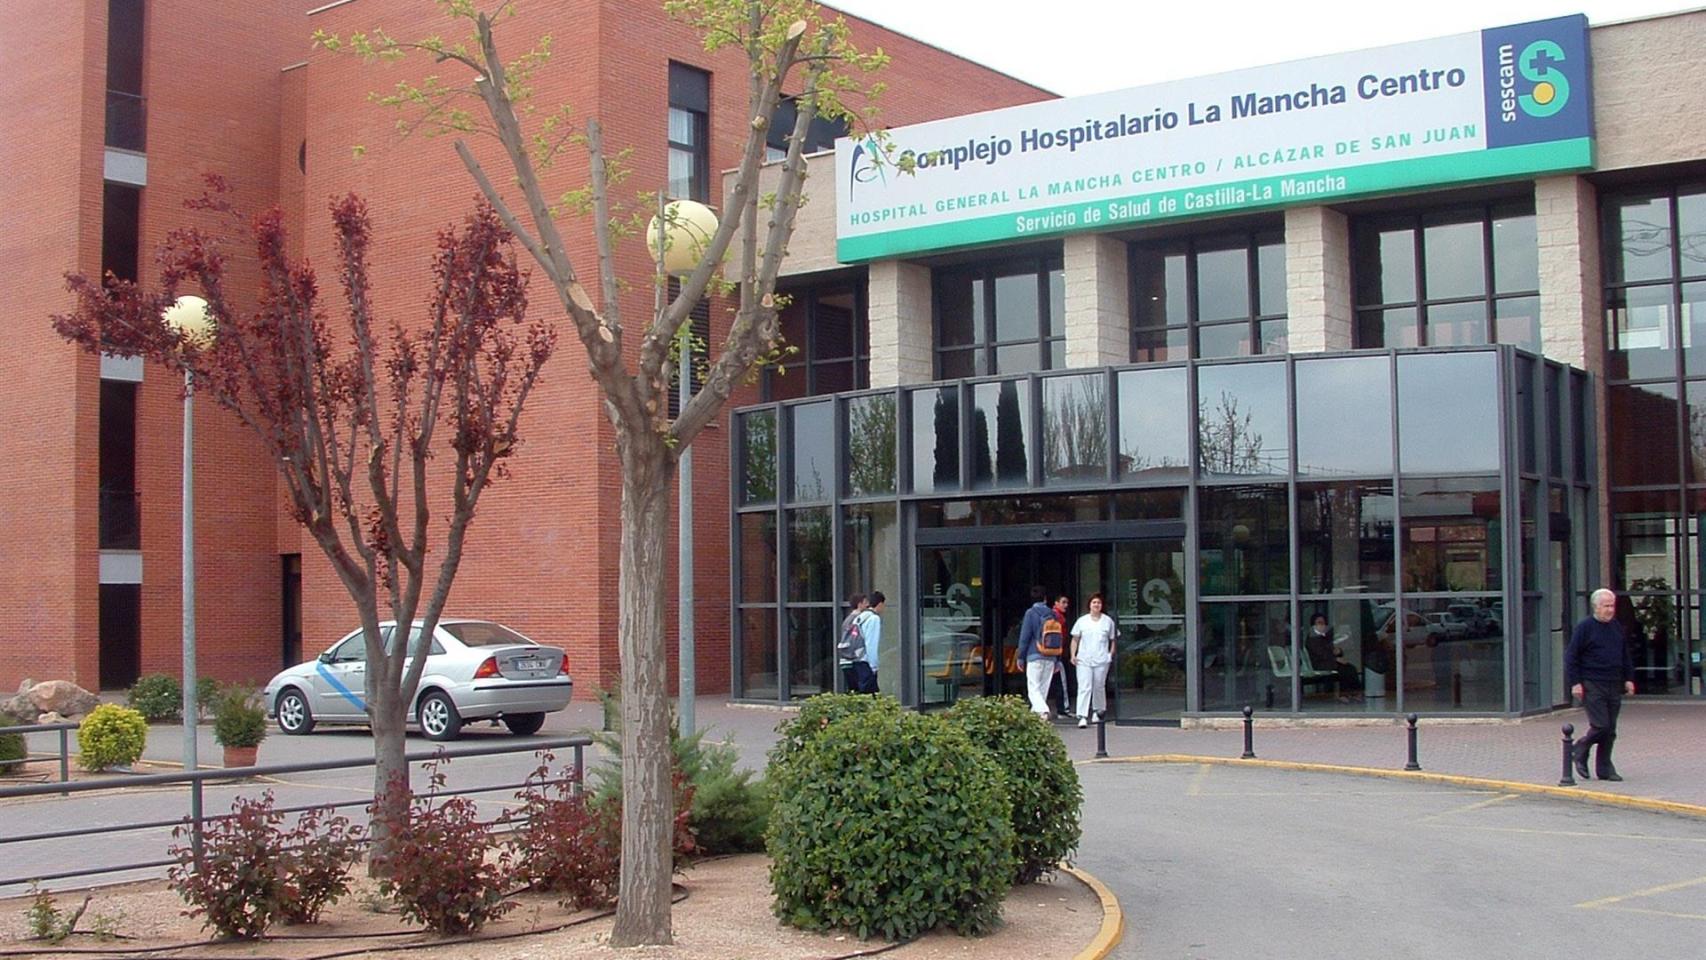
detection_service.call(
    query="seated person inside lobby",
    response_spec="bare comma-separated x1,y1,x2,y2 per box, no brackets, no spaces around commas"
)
1304,613,1362,701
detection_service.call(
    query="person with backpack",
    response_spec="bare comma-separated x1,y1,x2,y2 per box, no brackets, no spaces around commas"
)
860,592,885,693
837,593,879,695
1017,586,1065,718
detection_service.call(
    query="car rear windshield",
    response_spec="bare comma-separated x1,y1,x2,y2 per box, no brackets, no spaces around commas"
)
441,621,533,647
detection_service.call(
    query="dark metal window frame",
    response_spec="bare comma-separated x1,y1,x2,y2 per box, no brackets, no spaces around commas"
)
932,255,1065,379
1129,229,1287,362
763,283,870,400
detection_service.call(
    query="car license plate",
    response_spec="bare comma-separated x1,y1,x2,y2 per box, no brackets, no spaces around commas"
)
515,658,546,671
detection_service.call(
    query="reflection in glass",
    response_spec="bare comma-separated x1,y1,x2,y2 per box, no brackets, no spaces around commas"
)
1133,326,1190,362
1401,478,1501,593
1492,210,1539,294
1196,244,1251,322
1423,218,1486,300
790,401,833,501
1605,285,1674,380
741,410,777,505
1678,187,1706,279
1606,194,1671,286
1400,597,1505,711
1257,239,1287,317
995,341,1044,375
843,502,900,693
1197,362,1288,476
1297,482,1395,593
1117,367,1189,480
970,380,1031,489
1197,321,1251,359
1298,598,1398,710
738,512,778,604
1687,381,1706,485
910,387,960,493
919,546,984,706
786,507,833,602
937,273,982,347
1356,223,1417,305
994,271,1040,342
1114,488,1186,520
1495,296,1542,353
1113,539,1188,720
1608,382,1679,487
844,394,897,497
1357,307,1418,349
1683,282,1706,376
1260,319,1290,354
1200,601,1292,712
1611,489,1682,591
785,606,834,699
1048,268,1065,337
1198,485,1289,595
1425,300,1489,346
1132,244,1188,328
739,607,779,700
1397,352,1500,473
1042,374,1109,483
1295,356,1392,476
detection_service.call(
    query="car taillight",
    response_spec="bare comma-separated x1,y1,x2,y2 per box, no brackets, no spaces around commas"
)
474,656,500,679
559,658,570,676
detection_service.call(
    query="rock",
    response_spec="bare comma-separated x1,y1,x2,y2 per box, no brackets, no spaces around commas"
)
18,679,34,694
0,696,38,723
26,681,101,718
36,711,66,725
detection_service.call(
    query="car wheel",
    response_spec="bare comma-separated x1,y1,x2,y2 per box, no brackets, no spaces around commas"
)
418,690,463,742
276,688,316,735
503,712,546,736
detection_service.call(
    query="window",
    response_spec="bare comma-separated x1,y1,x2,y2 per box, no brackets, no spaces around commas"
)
1131,231,1286,361
1352,202,1539,349
99,380,139,550
105,0,146,151
765,95,848,163
935,257,1063,378
667,63,709,201
102,182,141,284
766,284,868,400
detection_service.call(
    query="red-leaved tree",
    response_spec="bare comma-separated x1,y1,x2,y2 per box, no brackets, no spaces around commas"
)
52,180,556,861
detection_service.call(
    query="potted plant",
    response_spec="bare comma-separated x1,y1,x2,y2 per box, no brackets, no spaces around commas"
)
212,687,267,768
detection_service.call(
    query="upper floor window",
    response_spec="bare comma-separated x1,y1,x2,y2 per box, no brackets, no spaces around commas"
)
105,0,146,151
668,279,711,416
668,62,709,201
1130,231,1286,362
935,256,1064,379
765,96,848,163
1352,202,1539,350
766,283,869,401
1602,184,1706,381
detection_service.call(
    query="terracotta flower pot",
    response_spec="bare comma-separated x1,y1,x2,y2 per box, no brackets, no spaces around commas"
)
222,744,258,768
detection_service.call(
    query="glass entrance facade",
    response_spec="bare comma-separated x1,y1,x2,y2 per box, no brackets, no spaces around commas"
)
732,346,1594,718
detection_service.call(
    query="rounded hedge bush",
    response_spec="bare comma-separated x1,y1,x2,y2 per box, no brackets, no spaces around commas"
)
0,710,24,774
945,695,1083,883
767,709,1015,940
78,704,149,771
127,674,183,723
768,691,902,773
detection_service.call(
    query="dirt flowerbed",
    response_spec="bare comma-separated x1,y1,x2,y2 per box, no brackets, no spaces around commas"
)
0,855,1106,960
0,758,182,788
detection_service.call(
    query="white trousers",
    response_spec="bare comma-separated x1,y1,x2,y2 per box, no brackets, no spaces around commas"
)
1025,658,1058,716
1075,660,1110,718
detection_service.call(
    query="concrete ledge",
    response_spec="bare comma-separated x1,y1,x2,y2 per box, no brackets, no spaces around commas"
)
1183,714,1525,729
1085,754,1706,820
1064,864,1125,960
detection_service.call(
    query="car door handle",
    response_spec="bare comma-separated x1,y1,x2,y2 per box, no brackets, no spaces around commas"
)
350,665,365,672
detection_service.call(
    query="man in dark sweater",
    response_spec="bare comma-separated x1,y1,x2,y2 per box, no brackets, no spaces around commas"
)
1566,588,1637,782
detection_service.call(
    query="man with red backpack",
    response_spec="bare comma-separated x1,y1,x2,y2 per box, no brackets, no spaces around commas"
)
1017,585,1066,718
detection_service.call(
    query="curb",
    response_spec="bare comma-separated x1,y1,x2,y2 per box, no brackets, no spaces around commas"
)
1064,864,1124,960
1082,754,1706,820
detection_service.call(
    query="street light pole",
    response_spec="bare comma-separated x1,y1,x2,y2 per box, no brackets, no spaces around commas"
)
181,370,197,772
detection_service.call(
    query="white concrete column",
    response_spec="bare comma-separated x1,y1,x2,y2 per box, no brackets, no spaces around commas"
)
1535,175,1603,372
867,260,933,387
1063,233,1130,369
1284,205,1353,353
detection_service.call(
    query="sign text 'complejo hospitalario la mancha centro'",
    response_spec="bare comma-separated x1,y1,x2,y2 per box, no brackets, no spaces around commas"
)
834,15,1593,263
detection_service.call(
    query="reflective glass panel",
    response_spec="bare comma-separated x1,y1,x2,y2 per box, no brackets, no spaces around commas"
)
1113,539,1188,721
1611,489,1682,591
1605,284,1675,380
1397,352,1500,473
1198,485,1289,596
843,502,900,693
1357,307,1418,348
740,410,777,505
1682,282,1706,376
1133,326,1189,362
1400,597,1506,711
1423,218,1486,300
738,607,779,700
1400,477,1502,593
1677,187,1706,279
1606,194,1672,285
919,545,984,707
1048,267,1065,337
1425,300,1489,346
1260,319,1290,354
1297,481,1396,593
994,271,1040,342
1298,598,1398,710
969,379,1032,489
1197,362,1288,476
1494,296,1542,354
786,507,833,602
937,273,982,347
785,606,834,699
1295,355,1393,476
1356,223,1417,305
790,401,833,502
1257,238,1287,316
1492,210,1540,293
995,341,1044,375
1197,321,1252,359
1608,381,1679,487
1132,244,1188,328
938,347,980,380
1041,374,1109,483
910,387,960,494
738,512,778,604
1117,367,1190,480
1196,243,1250,322
844,393,897,497
1686,380,1706,485
1199,601,1292,712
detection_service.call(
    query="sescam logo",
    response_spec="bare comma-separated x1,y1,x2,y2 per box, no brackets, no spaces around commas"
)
848,136,885,198
1498,38,1570,122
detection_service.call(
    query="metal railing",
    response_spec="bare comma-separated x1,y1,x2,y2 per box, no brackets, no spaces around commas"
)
0,720,76,788
0,735,591,889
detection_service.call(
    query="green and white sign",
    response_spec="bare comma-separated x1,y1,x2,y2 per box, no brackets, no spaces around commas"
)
836,15,1593,262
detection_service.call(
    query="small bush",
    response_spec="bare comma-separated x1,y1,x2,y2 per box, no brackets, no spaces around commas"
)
212,687,267,749
278,806,365,924
196,677,222,719
127,674,182,723
0,710,25,774
376,761,514,934
946,696,1082,883
168,794,289,939
588,723,737,861
507,756,620,909
768,692,902,773
77,704,148,771
767,709,1015,940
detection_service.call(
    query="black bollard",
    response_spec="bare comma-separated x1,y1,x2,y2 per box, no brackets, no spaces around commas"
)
1241,705,1256,759
1559,723,1577,787
1095,711,1108,760
1404,713,1421,771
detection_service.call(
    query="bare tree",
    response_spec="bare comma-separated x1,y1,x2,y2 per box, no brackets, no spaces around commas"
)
316,0,886,944
52,182,555,865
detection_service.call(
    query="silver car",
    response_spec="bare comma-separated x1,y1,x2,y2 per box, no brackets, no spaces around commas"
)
262,619,572,741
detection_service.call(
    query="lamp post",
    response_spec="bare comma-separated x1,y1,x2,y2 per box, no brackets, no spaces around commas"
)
647,199,718,737
162,295,213,771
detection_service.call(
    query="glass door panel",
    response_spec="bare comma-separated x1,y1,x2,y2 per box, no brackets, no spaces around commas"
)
1113,539,1188,721
919,546,985,706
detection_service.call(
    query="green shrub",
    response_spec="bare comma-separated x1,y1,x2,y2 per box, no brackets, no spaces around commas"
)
127,674,183,723
946,695,1082,883
590,722,765,858
77,704,148,771
196,677,222,719
768,692,902,773
212,687,267,749
0,710,24,774
767,709,1015,940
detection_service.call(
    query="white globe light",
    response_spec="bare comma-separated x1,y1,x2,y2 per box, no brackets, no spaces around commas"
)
646,200,719,275
162,295,215,348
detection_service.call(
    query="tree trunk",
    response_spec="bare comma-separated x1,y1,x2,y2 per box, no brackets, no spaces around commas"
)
609,434,676,947
367,674,410,878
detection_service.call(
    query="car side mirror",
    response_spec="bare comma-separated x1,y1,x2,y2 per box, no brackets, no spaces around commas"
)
317,651,333,664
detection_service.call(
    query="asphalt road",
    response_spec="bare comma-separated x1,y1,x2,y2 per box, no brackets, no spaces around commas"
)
1077,762,1706,960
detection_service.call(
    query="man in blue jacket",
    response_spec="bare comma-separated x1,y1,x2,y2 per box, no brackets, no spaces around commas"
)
1567,588,1637,782
1016,585,1060,719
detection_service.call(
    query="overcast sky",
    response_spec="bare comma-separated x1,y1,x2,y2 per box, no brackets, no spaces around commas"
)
828,1,1691,97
